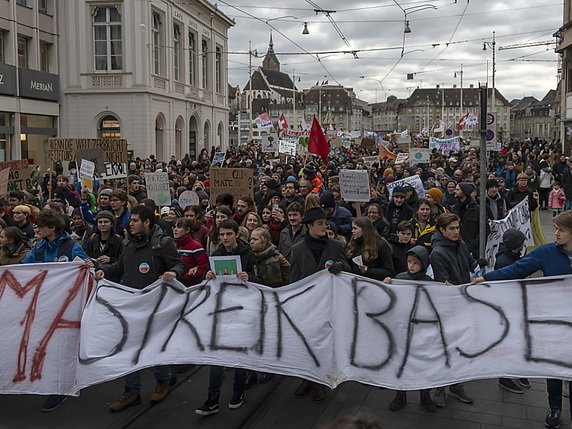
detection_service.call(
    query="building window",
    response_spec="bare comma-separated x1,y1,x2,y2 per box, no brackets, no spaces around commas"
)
152,12,162,75
188,31,195,86
39,0,48,14
98,115,121,139
17,35,28,68
16,0,27,6
93,6,122,71
173,23,182,81
201,39,208,89
40,42,50,72
215,46,221,93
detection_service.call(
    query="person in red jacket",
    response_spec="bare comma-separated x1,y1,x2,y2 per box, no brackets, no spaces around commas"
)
173,217,208,286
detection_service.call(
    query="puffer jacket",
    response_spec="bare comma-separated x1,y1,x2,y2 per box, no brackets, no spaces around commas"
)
0,242,31,265
174,234,209,286
429,231,476,285
101,225,185,288
22,232,89,263
253,244,290,287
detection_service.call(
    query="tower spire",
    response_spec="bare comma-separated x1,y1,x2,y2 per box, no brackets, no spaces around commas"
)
269,31,273,49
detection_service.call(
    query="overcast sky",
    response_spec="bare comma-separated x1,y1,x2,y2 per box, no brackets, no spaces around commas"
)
218,0,562,104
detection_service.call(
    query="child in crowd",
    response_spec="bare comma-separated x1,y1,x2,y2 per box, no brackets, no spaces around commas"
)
384,246,436,412
392,221,414,275
548,180,566,217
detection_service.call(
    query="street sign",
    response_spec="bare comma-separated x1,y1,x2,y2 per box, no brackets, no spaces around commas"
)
486,112,500,151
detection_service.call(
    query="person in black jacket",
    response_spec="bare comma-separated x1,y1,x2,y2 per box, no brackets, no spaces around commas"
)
451,182,480,258
384,186,414,244
95,205,185,413
507,173,539,212
392,221,415,275
86,210,123,280
196,219,260,417
346,216,394,280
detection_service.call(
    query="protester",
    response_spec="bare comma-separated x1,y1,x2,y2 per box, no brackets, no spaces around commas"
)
485,178,508,221
549,180,566,217
366,203,389,237
183,205,209,247
392,221,415,275
320,191,354,239
411,198,436,249
384,186,413,244
249,226,290,288
278,202,306,263
0,226,31,265
172,217,208,286
206,206,233,256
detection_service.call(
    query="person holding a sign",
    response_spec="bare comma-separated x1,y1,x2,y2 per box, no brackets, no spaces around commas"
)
474,211,572,429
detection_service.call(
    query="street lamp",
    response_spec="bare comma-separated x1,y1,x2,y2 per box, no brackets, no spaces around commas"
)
302,22,309,35
360,75,388,102
483,31,496,112
454,64,464,135
402,4,436,34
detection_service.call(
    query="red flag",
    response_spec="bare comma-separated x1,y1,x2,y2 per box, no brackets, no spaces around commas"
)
308,116,330,165
278,114,289,132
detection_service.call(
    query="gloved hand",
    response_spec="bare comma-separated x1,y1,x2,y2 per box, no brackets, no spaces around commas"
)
328,261,345,275
477,258,488,268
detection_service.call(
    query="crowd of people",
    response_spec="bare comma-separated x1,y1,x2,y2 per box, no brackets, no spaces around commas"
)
4,136,572,428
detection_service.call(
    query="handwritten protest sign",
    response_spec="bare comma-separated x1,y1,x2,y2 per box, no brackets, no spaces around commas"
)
339,170,371,202
395,152,409,165
386,175,426,198
429,136,460,155
485,197,534,272
261,134,279,153
145,171,170,206
6,266,572,395
48,138,128,163
0,160,35,191
209,167,253,205
79,160,95,180
279,139,297,156
410,148,430,165
101,162,127,179
211,152,226,167
0,168,10,195
177,190,199,209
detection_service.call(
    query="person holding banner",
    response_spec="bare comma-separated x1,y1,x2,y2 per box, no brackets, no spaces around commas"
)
475,211,572,429
95,205,185,412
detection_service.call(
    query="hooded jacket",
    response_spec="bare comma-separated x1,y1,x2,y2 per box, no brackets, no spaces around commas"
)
101,225,185,288
493,243,521,270
174,234,208,286
22,232,89,263
394,245,433,281
450,196,480,258
429,231,476,285
253,243,290,287
0,241,31,265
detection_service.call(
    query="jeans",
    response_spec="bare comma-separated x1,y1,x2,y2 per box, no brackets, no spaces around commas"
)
547,378,572,412
125,366,171,394
565,200,572,210
207,366,247,402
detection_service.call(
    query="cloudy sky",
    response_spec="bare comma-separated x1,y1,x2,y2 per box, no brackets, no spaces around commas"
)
218,0,562,104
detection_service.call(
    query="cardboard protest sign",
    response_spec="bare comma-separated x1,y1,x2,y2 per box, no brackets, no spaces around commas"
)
145,172,170,206
48,138,128,163
278,140,297,156
209,167,253,205
386,175,426,198
485,197,534,272
395,152,409,165
0,168,10,196
79,160,95,180
178,190,199,209
0,160,35,192
410,148,430,165
339,170,371,202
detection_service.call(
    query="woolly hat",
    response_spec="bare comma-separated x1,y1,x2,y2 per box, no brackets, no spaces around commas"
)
95,210,115,223
458,182,475,198
196,190,209,202
286,175,298,183
320,191,336,208
160,207,170,216
503,228,526,251
265,179,280,191
99,188,113,197
486,178,499,190
392,186,407,197
426,187,443,205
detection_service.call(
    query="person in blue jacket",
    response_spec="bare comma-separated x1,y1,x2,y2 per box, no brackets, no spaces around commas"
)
474,211,572,429
21,208,90,413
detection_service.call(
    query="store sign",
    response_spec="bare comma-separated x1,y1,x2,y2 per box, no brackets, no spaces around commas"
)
18,68,59,102
0,64,17,96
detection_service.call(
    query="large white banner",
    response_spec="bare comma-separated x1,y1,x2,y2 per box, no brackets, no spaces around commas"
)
386,175,426,198
6,265,572,395
484,197,534,272
429,136,460,155
0,263,92,395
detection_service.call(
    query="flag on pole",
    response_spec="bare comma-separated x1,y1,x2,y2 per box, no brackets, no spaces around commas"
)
308,116,330,165
457,112,470,130
253,112,273,129
465,114,479,126
278,114,289,132
378,144,397,160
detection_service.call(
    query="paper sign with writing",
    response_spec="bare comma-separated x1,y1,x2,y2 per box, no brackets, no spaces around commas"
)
48,138,128,163
79,160,95,180
279,139,297,156
145,172,170,206
211,152,226,167
395,152,409,165
386,175,426,198
101,162,128,179
410,148,430,165
0,168,10,195
340,170,371,202
209,167,253,205
177,190,199,209
261,134,279,153
429,137,460,155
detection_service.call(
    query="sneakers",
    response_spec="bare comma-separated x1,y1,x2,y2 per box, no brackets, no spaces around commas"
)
499,378,524,394
432,387,446,408
195,399,220,416
41,395,67,412
518,378,531,389
389,391,407,411
228,392,244,409
545,408,561,428
108,390,141,412
150,381,171,404
449,385,474,404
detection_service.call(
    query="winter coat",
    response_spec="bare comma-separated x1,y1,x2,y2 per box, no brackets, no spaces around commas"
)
174,234,209,286
290,235,350,282
22,232,89,263
507,186,538,212
327,205,354,237
539,167,553,189
113,208,131,238
485,193,508,221
267,219,286,246
484,243,571,281
101,225,186,288
429,231,476,285
412,219,436,250
549,188,566,209
253,244,290,287
278,224,307,263
212,238,261,282
17,221,35,242
450,197,480,258
503,169,517,189
394,246,433,281
494,244,521,270
0,242,31,265
392,241,414,275
562,167,572,200
130,188,148,203
86,232,124,264
384,202,414,244
349,237,394,280
191,223,209,248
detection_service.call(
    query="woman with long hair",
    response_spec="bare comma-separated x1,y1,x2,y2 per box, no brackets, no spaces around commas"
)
241,212,263,239
0,226,31,265
346,216,394,279
366,203,389,237
206,206,233,256
173,218,208,286
411,198,436,250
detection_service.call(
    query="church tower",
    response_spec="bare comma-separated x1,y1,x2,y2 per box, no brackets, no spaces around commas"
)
262,32,281,72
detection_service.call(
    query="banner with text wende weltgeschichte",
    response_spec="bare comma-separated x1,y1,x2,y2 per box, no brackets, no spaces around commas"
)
4,265,572,395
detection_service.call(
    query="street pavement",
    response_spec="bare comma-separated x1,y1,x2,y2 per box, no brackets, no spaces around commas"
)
0,210,564,429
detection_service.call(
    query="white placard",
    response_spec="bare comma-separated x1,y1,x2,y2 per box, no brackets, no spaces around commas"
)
386,175,426,198
178,190,199,209
339,170,371,202
145,171,170,206
211,152,226,167
410,148,430,165
79,159,95,180
279,139,297,156
362,156,379,170
395,153,409,165
484,197,534,272
429,137,461,155
101,162,128,179
261,134,279,153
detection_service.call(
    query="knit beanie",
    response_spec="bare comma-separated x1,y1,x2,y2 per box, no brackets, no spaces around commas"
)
95,210,115,223
426,187,443,205
458,182,475,198
503,228,526,251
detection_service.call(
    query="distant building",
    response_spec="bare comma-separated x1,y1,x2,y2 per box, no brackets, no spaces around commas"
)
371,96,406,134
510,91,558,141
556,3,571,149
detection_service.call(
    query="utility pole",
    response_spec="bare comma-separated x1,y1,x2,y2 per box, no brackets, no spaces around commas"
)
292,69,296,131
479,83,488,259
248,41,253,143
492,31,496,112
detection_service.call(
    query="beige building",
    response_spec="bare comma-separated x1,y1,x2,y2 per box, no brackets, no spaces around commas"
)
57,0,233,160
0,0,59,165
510,91,558,141
556,2,572,150
371,96,406,134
